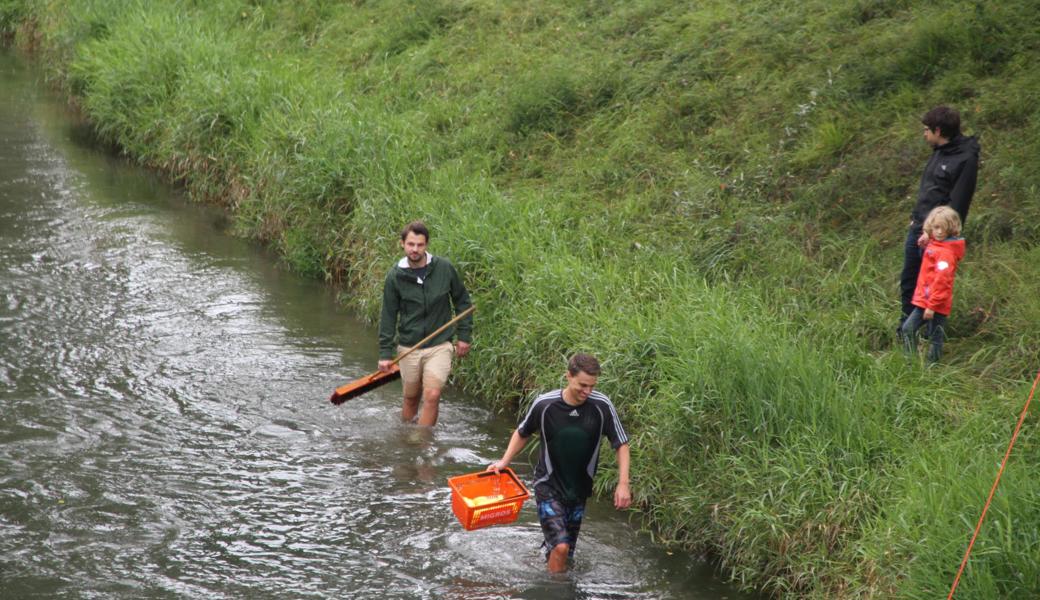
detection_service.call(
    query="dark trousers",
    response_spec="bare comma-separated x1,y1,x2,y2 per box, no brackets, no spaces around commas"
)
901,308,948,363
899,224,924,324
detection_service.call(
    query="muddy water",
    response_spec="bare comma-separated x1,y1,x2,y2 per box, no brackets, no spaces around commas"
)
0,50,758,599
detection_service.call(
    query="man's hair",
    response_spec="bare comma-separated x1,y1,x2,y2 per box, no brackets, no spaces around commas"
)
567,353,601,376
400,220,430,242
924,205,962,237
922,106,961,139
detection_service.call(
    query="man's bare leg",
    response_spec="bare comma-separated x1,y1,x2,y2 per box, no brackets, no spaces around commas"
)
417,386,442,427
547,543,570,573
401,381,422,423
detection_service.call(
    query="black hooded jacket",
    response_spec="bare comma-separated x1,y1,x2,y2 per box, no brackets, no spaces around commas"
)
912,134,980,226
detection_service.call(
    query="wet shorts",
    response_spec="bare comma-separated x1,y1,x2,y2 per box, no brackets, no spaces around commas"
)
397,341,453,390
536,490,585,560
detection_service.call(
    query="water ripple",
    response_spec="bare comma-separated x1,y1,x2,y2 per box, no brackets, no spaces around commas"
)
0,51,755,600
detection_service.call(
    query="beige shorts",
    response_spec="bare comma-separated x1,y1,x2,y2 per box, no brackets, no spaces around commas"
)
398,341,454,390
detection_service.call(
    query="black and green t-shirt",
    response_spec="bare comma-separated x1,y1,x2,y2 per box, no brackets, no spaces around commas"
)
517,389,629,505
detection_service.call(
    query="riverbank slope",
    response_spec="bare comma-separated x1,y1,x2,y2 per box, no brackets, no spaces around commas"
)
4,1,1040,597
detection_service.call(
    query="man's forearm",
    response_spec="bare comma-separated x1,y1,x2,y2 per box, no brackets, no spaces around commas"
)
613,444,632,510
494,430,529,467
616,444,630,484
377,316,397,359
948,158,979,221
378,279,400,359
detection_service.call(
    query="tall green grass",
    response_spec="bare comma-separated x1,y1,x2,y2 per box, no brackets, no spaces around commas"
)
7,0,1040,597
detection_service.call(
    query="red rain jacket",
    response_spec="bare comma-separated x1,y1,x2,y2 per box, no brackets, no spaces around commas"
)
912,237,966,316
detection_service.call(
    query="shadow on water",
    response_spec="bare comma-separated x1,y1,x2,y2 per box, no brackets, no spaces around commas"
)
0,48,762,599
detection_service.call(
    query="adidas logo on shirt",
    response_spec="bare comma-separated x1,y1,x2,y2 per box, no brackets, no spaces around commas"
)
568,409,579,417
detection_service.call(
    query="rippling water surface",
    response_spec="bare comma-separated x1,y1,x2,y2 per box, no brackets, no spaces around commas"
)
0,50,758,600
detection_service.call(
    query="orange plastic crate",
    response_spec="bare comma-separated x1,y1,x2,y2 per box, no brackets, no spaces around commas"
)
447,468,530,531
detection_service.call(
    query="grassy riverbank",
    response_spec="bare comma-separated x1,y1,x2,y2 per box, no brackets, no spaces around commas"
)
5,1,1040,597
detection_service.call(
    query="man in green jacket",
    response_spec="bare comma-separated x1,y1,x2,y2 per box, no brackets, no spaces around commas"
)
378,221,473,427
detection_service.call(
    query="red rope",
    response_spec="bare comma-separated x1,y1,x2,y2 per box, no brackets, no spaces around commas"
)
947,369,1040,600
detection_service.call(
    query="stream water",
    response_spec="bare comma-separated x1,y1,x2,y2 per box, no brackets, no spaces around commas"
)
0,49,759,600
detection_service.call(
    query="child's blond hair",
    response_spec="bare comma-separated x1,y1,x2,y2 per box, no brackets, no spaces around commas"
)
924,205,962,238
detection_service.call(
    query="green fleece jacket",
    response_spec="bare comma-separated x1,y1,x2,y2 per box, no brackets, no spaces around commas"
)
378,253,473,360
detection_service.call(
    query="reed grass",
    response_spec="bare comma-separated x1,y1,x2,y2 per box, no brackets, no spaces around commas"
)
6,0,1040,597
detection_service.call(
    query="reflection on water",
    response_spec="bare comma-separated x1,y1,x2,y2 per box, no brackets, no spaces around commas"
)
0,49,758,599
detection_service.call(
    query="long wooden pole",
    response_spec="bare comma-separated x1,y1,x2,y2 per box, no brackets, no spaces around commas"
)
385,304,475,368
329,305,475,404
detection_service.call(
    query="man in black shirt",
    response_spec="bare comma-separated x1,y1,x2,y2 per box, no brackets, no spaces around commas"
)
488,353,631,573
899,106,980,332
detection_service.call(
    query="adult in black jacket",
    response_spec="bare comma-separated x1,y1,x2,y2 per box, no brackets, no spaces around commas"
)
899,106,980,331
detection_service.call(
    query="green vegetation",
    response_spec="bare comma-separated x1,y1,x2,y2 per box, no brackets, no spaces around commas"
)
5,0,1040,597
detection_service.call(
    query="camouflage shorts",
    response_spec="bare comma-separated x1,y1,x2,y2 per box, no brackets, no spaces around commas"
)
537,493,585,560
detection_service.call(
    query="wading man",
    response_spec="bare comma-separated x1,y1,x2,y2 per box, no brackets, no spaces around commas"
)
899,106,979,334
378,221,473,427
488,353,631,573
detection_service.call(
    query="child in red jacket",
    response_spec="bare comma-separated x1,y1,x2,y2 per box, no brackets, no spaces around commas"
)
900,206,966,362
